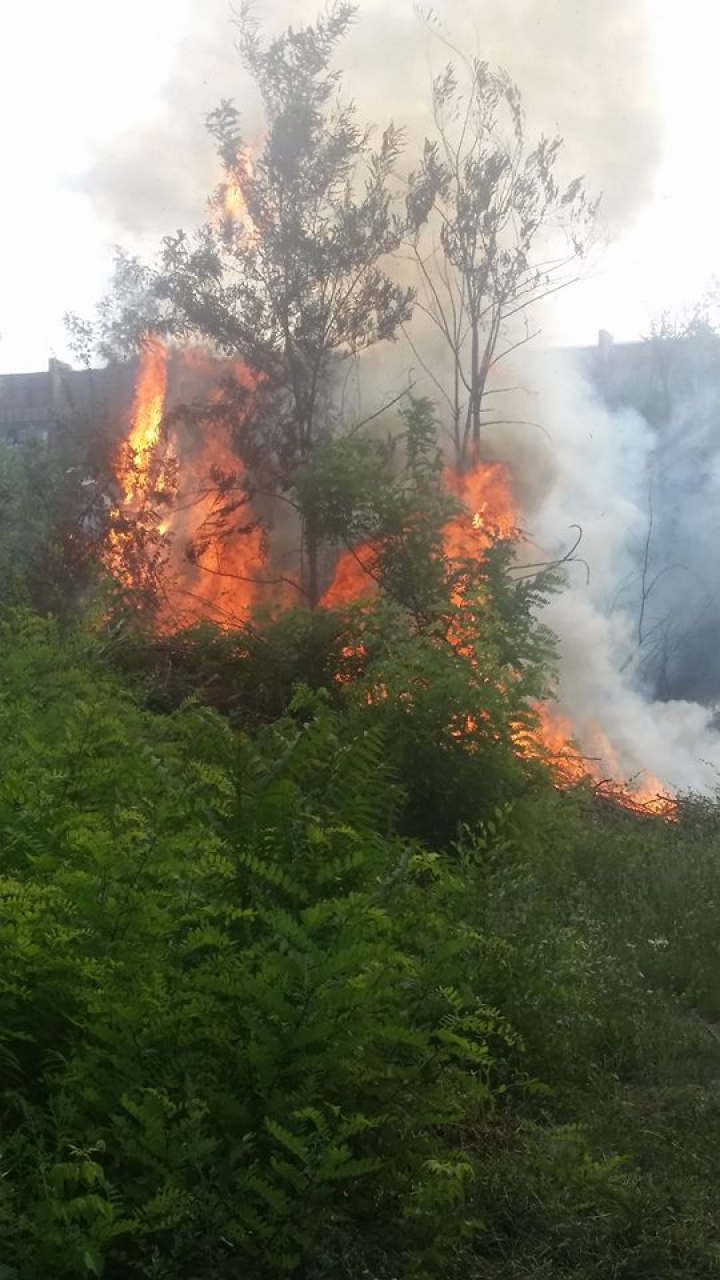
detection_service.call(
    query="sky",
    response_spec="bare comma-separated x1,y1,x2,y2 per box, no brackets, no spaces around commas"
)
0,0,718,372
550,0,720,344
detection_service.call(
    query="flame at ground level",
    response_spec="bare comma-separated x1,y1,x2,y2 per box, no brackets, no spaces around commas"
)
110,340,678,819
518,704,677,818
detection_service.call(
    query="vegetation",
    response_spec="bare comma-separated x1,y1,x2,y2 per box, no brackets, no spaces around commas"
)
0,434,107,620
3,7,720,1279
0,419,718,1278
3,609,720,1278
88,1,595,606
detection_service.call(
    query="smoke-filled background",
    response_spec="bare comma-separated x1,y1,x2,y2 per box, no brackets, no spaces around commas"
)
86,0,659,240
502,351,720,793
76,0,720,794
9,0,720,371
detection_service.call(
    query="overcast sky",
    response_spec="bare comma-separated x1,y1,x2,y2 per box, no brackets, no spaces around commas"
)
0,0,718,372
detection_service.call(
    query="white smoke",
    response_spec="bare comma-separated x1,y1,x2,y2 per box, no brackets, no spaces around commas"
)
84,0,660,239
492,350,720,795
637,369,720,706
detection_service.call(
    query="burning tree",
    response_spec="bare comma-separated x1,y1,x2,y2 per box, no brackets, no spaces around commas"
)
140,1,414,608
68,6,673,816
90,6,596,613
405,40,598,470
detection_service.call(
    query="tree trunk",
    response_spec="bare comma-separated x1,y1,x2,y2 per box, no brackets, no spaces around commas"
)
470,318,481,463
304,516,320,610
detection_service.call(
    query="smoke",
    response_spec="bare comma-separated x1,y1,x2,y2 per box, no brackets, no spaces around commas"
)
84,0,660,238
488,349,720,794
628,365,720,706
343,334,720,795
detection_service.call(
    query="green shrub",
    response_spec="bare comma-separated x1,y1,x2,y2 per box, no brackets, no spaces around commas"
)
0,614,515,1277
3,613,720,1278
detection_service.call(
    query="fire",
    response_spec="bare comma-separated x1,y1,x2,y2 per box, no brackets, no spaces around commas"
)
318,454,676,817
517,704,677,818
106,336,171,591
444,461,518,554
320,460,518,610
163,406,281,629
109,342,290,627
321,544,377,608
443,468,675,814
125,335,167,480
216,149,260,246
110,346,677,819
223,180,248,223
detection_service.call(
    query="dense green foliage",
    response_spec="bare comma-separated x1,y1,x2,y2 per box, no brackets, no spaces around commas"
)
3,611,720,1278
4,11,720,1276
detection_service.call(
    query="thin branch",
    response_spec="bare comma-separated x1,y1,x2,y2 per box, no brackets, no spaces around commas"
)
344,379,418,438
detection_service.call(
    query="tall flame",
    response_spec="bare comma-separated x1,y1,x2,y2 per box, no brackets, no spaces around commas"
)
161,389,274,629
110,342,290,629
106,337,170,591
216,149,260,247
123,336,168,500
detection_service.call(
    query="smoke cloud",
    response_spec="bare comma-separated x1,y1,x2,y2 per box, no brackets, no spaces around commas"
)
624,367,720,707
491,351,720,794
85,0,660,239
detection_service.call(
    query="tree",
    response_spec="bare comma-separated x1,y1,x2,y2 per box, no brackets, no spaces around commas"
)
116,2,414,608
405,44,597,470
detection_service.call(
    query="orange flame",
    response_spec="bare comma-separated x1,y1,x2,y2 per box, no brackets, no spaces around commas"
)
160,399,273,629
515,704,676,817
106,337,171,590
320,459,518,610
444,461,518,555
320,455,676,818
216,149,260,246
321,543,377,608
125,335,168,482
110,342,294,628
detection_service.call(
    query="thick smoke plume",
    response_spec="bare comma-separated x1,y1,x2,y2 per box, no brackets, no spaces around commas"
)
491,351,720,794
85,0,659,238
637,370,720,707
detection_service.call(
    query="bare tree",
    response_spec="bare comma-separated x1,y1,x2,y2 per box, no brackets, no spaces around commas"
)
405,45,598,470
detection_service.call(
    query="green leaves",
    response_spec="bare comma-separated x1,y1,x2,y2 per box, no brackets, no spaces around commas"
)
0,610,517,1277
4,609,720,1276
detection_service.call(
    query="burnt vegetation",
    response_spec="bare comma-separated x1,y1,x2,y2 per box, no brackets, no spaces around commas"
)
3,6,720,1279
